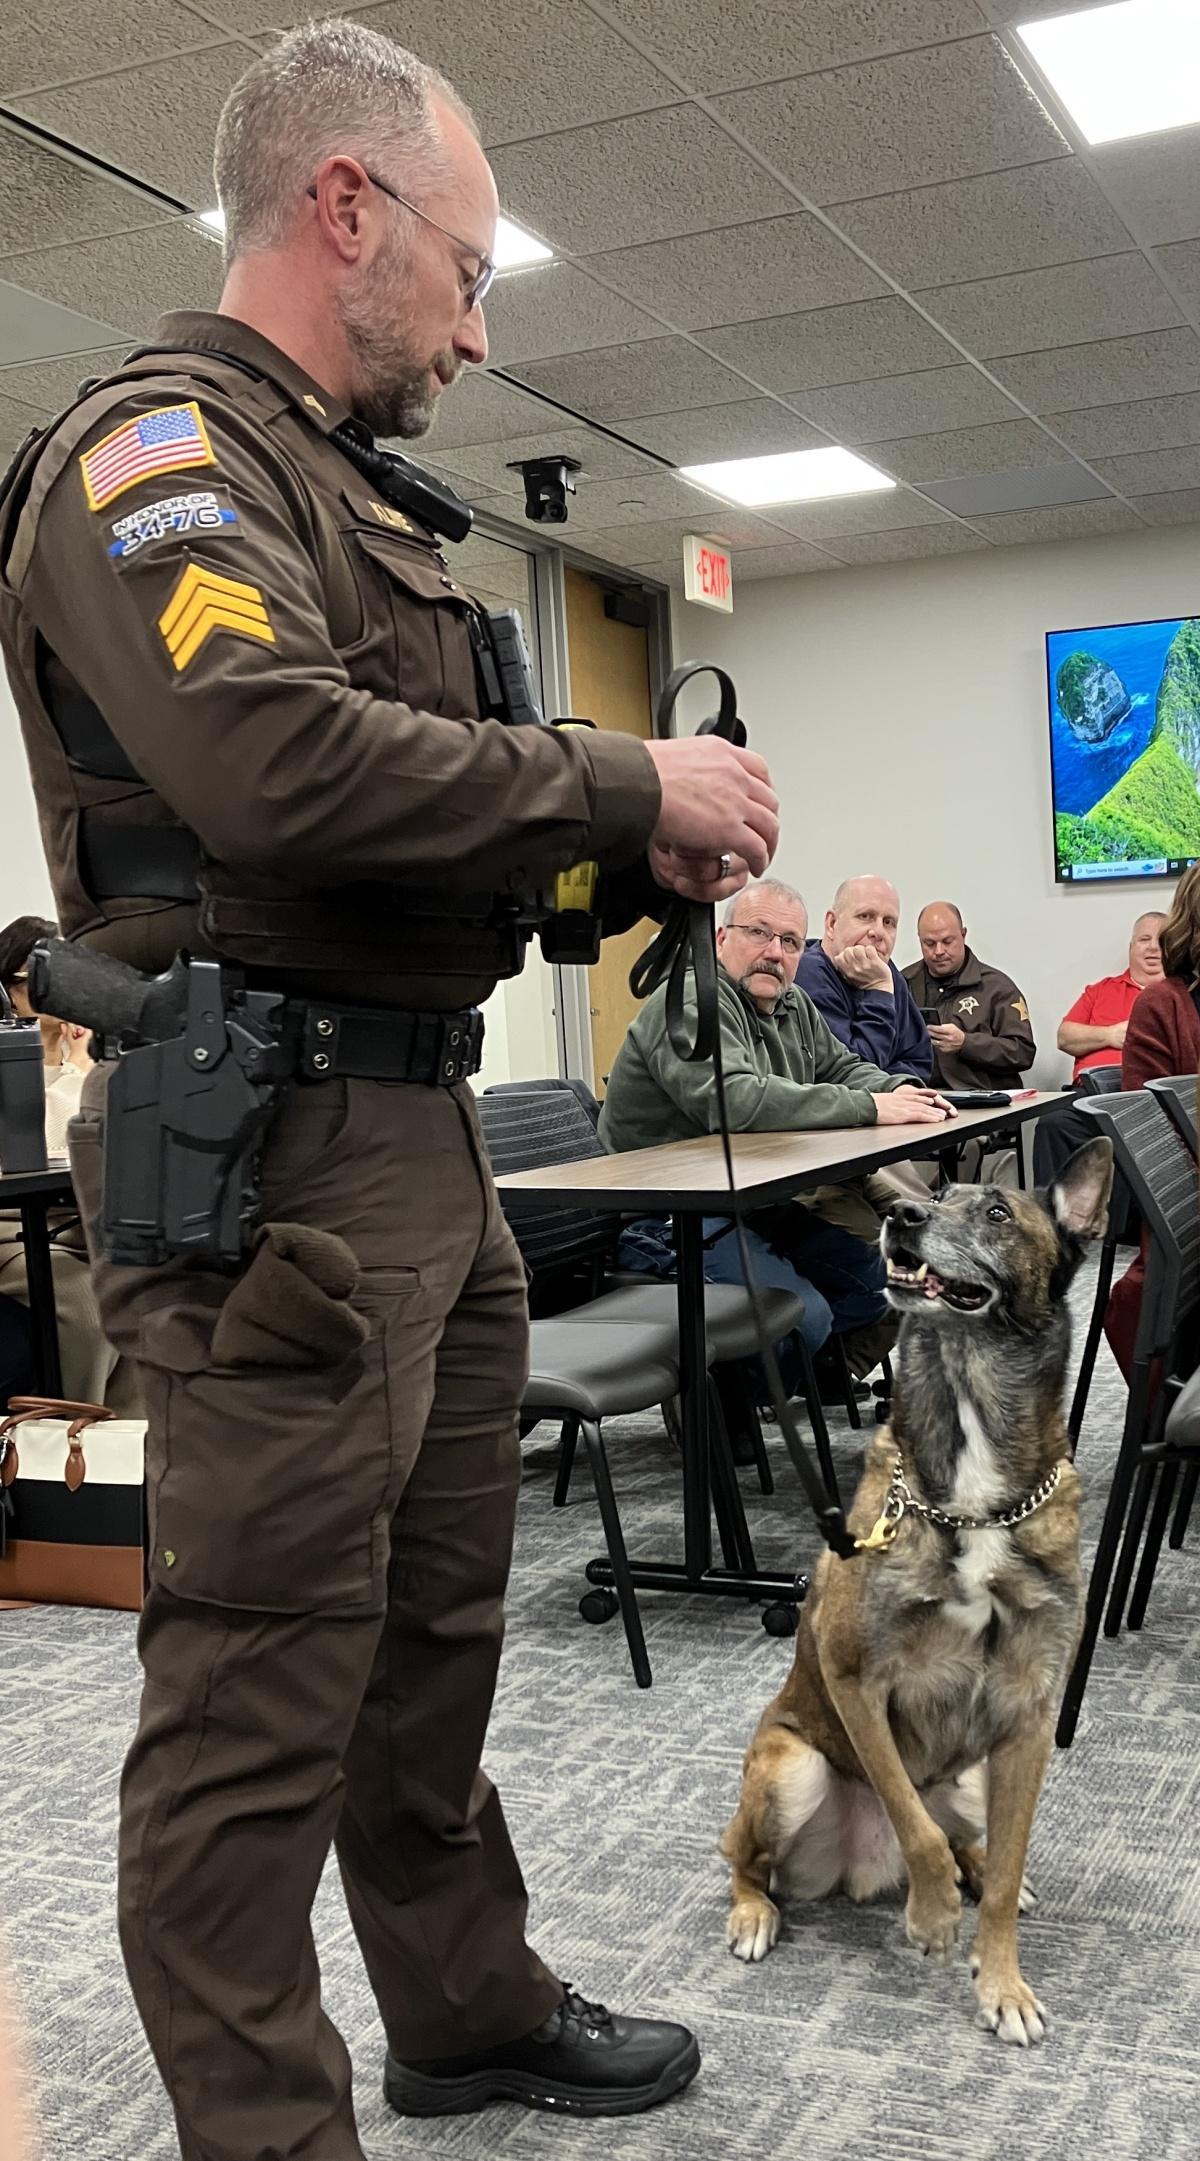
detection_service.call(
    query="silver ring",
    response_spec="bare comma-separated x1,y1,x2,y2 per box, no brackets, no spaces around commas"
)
718,852,732,880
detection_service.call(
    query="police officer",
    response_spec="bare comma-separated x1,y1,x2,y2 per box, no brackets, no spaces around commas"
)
0,22,780,2159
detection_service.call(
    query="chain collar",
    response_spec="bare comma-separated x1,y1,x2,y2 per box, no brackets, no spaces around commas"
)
856,1452,1064,1553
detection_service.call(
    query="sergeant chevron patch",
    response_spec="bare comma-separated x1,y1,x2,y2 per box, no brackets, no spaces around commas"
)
157,562,275,673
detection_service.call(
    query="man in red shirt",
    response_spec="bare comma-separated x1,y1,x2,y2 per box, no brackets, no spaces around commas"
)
1057,912,1166,1079
1034,911,1166,1183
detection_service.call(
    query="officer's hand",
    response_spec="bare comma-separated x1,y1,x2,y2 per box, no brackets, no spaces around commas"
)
645,737,779,878
648,843,753,903
928,1021,965,1052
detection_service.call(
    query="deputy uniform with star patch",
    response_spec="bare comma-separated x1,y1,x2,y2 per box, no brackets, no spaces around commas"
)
0,309,658,1004
902,945,1037,1090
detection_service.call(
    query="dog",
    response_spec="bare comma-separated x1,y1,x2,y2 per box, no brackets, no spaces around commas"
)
721,1138,1112,2046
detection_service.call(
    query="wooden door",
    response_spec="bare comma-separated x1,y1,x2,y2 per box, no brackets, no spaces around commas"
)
563,568,657,1094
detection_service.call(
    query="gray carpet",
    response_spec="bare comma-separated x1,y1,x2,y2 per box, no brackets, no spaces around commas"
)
4,1256,1200,2160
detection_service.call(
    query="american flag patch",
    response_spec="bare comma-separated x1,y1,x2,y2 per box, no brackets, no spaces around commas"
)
79,402,215,511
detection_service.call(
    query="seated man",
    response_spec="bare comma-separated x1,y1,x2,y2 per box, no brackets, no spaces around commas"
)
1033,910,1165,1187
598,878,952,1393
796,874,932,1081
902,901,1036,1090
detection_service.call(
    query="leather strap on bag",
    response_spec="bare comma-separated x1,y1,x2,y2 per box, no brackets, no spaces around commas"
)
0,1396,115,1490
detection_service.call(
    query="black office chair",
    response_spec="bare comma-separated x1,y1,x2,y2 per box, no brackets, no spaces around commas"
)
1057,1089,1200,1746
1145,1074,1200,1162
1066,1066,1139,1449
485,1076,601,1129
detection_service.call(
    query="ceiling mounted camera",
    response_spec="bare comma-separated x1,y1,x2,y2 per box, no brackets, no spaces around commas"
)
509,454,581,524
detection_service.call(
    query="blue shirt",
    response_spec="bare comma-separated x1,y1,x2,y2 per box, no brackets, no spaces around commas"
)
795,939,933,1081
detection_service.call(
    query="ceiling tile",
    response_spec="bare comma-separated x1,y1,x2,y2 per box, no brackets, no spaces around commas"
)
1049,393,1200,458
826,524,990,563
868,418,1062,481
508,339,750,420
433,428,661,492
353,0,676,143
718,540,841,579
923,461,1110,515
916,253,1183,360
617,401,827,464
626,559,685,588
0,389,48,457
1129,489,1200,527
994,329,1200,412
423,369,571,451
979,0,1113,18
0,0,220,97
584,511,789,566
12,44,252,205
1155,239,1200,318
796,365,1022,443
546,471,724,532
700,298,957,394
0,279,125,365
971,501,1146,545
1090,131,1200,249
586,215,887,334
0,344,129,409
483,265,661,367
832,158,1135,290
490,108,792,258
1091,446,1200,498
0,131,167,256
2,221,222,338
600,0,985,96
769,489,952,540
715,38,1067,208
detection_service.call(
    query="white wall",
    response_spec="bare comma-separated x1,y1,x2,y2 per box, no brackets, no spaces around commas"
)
671,524,1200,1087
0,670,56,923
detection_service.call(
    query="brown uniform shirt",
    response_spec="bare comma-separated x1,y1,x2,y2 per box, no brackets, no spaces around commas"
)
0,312,661,1009
901,949,1036,1090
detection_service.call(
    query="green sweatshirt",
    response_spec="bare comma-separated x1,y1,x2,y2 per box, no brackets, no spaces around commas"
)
599,970,917,1153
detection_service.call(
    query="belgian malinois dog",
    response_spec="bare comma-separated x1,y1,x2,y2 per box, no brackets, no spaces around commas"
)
721,1139,1112,2046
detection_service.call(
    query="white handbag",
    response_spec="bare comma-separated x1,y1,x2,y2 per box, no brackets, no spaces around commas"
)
0,1396,145,1610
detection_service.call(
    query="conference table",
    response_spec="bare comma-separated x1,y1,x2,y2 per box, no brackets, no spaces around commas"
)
496,1093,1060,1621
0,1163,76,1397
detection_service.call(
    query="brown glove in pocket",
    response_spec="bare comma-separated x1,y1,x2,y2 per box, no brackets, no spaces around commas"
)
210,1221,371,1370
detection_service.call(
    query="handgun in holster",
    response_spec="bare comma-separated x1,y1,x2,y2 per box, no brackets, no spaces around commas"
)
27,940,293,1269
474,608,601,965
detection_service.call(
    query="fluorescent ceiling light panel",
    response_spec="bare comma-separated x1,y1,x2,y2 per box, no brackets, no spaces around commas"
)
681,446,895,507
492,216,553,269
1016,1,1200,145
197,206,225,233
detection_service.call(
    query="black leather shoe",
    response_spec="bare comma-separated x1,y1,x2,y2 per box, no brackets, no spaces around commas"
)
383,1987,700,2118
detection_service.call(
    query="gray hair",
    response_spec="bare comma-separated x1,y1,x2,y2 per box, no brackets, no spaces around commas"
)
723,878,808,928
214,17,478,267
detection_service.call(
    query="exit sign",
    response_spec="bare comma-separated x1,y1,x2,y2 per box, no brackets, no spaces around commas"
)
683,535,733,612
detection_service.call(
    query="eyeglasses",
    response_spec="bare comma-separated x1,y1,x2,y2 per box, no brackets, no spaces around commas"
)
309,170,496,310
729,923,803,958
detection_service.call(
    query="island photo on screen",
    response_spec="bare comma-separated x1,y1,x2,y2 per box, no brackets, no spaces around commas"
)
1047,615,1200,883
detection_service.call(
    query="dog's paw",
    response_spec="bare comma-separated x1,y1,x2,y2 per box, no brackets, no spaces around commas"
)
728,1893,781,1963
1018,1874,1038,1915
971,1960,1047,2047
904,1876,961,1961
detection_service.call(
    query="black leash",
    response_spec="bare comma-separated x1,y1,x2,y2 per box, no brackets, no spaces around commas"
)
630,663,861,1563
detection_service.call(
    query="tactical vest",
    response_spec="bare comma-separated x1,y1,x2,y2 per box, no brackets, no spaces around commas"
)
0,346,527,1006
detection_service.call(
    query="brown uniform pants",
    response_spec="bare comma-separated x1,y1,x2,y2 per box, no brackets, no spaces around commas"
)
69,1070,561,2161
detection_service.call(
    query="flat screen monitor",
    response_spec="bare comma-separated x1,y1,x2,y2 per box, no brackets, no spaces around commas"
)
1047,614,1200,883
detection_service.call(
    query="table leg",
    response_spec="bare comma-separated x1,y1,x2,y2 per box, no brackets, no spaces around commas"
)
675,1210,711,1584
20,1199,63,1397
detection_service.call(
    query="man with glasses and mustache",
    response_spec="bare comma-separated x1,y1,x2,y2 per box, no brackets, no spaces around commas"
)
600,880,953,1392
0,19,785,2157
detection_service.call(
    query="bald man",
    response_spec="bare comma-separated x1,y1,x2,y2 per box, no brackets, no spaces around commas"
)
796,874,933,1081
902,901,1035,1090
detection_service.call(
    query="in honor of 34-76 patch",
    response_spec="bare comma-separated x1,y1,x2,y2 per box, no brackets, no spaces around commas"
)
79,402,215,510
108,489,240,560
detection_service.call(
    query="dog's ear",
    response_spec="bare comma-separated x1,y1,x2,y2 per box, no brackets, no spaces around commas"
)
1049,1137,1114,1242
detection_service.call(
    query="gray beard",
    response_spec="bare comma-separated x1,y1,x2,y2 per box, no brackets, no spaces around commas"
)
335,272,439,439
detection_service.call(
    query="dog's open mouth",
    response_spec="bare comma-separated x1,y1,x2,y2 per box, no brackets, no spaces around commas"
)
885,1254,993,1313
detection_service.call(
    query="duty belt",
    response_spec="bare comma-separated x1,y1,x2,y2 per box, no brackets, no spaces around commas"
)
290,1000,484,1087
